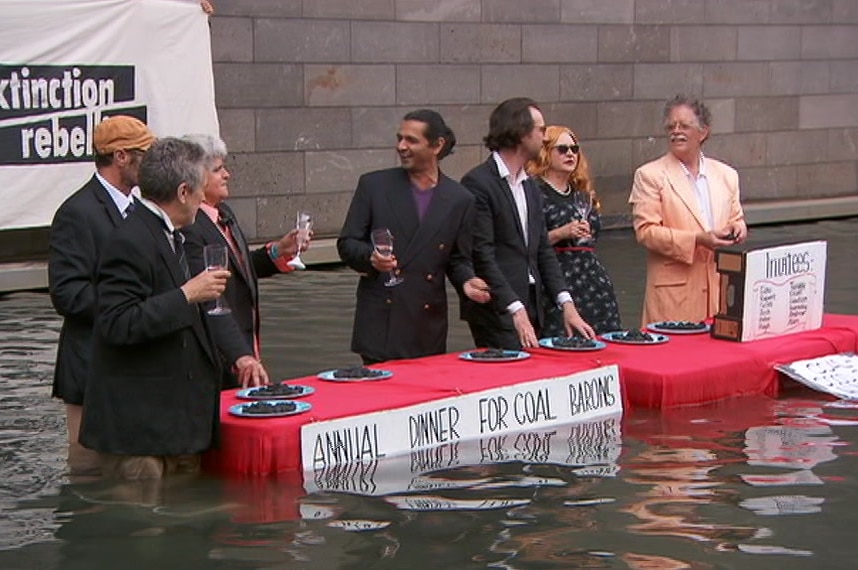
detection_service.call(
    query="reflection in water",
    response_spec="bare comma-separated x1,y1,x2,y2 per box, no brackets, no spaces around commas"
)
1,219,858,569
623,446,765,546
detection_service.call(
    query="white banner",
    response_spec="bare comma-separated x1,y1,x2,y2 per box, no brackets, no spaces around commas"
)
0,0,219,229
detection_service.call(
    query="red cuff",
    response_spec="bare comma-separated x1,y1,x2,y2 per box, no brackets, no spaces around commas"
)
266,242,295,273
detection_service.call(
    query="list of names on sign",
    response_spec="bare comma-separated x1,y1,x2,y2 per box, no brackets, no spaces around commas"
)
716,240,827,342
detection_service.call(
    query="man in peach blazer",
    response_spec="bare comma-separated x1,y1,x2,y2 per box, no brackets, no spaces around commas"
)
629,95,747,326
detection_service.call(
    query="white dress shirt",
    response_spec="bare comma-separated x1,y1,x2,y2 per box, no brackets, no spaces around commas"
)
678,152,714,231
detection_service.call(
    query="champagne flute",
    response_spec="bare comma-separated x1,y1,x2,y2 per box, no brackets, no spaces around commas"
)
203,244,231,315
370,228,404,287
287,211,312,270
571,191,593,245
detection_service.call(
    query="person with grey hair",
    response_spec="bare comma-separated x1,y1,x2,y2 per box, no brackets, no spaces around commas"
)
80,137,229,479
628,94,748,326
180,133,305,388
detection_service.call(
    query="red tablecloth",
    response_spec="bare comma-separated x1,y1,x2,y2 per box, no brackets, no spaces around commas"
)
618,314,858,408
204,350,608,476
204,314,858,476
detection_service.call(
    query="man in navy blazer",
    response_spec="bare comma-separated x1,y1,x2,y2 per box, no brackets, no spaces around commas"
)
338,109,490,364
48,115,155,474
181,134,303,388
460,97,594,349
80,137,230,479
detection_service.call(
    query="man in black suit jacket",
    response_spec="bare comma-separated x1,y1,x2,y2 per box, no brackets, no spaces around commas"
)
461,97,594,349
48,115,155,474
181,134,304,388
80,138,230,479
338,110,490,364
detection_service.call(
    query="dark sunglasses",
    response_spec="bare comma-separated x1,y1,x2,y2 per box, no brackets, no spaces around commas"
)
553,144,579,155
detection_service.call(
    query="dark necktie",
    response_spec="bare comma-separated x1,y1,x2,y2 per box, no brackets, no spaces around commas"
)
124,199,136,218
173,230,191,281
216,206,229,226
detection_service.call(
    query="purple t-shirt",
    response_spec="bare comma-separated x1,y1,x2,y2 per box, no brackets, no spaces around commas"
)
411,184,436,221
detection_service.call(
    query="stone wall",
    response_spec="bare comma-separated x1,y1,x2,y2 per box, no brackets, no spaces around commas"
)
210,0,858,239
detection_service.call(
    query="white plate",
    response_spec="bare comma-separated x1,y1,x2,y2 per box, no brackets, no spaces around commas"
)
459,350,531,362
236,384,315,400
317,369,393,382
228,400,312,418
601,331,669,345
647,321,710,335
538,337,607,352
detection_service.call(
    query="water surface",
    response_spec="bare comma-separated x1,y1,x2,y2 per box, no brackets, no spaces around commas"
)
1,219,857,569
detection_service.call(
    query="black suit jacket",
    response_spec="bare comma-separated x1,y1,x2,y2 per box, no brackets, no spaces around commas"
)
48,175,125,405
182,204,278,386
460,156,568,340
80,205,221,456
337,167,477,362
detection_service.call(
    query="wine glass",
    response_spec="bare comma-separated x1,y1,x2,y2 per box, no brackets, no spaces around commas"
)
370,228,404,287
203,244,231,315
571,191,593,245
287,211,312,270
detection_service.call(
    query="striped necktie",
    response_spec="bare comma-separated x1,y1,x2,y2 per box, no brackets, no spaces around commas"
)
172,230,191,280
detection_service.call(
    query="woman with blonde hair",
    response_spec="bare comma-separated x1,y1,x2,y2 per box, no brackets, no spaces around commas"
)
527,125,621,335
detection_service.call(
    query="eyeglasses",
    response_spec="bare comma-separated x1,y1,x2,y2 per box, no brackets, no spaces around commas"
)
664,121,699,132
553,144,579,155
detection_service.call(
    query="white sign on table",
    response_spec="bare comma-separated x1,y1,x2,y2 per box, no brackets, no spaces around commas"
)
304,411,622,496
713,240,827,341
301,364,622,472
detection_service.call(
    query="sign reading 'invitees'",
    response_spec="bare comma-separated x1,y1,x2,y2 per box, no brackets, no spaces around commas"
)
300,365,622,469
713,240,827,341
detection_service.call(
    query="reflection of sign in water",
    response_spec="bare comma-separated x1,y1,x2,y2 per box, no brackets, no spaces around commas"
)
305,412,622,496
384,495,531,511
302,365,622,470
740,469,823,487
744,425,838,470
739,495,824,516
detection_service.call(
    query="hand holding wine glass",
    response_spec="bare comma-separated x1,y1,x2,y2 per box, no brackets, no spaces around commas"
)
571,191,593,245
370,228,404,287
287,211,312,270
203,244,231,315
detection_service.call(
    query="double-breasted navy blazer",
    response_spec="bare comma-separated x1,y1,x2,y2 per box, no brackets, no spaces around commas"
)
48,175,125,405
80,205,221,456
337,167,477,362
460,156,568,334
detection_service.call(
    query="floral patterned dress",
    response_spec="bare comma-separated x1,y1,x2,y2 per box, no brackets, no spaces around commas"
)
536,178,622,336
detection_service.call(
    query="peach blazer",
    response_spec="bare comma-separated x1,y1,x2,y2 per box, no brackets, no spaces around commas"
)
629,153,745,326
